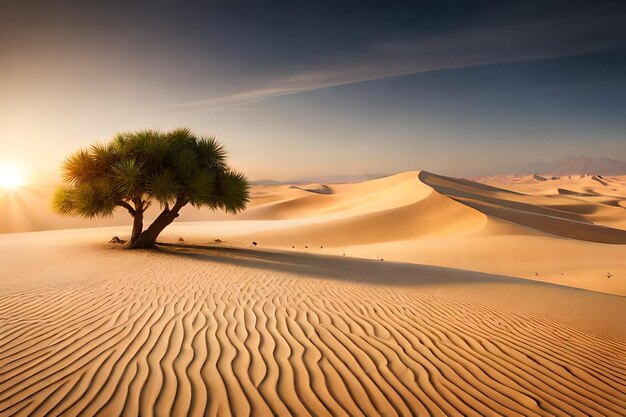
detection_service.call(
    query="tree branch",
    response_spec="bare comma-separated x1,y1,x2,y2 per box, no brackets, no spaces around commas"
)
115,200,136,216
132,197,146,215
170,196,188,220
171,195,189,214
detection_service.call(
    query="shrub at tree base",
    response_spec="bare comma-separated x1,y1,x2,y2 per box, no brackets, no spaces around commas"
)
52,128,249,249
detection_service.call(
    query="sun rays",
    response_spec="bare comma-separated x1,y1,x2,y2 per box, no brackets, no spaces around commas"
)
0,164,25,190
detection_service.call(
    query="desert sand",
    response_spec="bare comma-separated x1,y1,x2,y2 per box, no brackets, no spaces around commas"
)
1,171,625,416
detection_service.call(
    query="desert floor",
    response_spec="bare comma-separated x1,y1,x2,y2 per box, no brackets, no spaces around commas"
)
1,171,625,416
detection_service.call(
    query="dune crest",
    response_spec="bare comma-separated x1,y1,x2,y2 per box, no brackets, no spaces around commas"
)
419,171,626,244
289,184,334,195
191,171,626,295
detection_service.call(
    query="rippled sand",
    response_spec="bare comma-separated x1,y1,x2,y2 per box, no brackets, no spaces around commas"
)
1,237,625,416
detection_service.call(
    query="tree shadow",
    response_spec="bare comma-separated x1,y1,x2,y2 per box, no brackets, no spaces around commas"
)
153,242,554,289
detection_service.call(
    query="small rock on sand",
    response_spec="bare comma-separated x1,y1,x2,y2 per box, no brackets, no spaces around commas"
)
109,236,124,244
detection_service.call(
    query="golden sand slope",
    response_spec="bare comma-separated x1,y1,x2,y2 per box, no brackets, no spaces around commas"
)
477,173,626,230
0,232,625,416
153,171,626,295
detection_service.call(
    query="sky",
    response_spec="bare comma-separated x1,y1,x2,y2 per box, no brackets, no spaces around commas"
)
1,0,626,182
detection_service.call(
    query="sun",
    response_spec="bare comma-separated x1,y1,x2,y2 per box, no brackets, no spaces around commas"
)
0,165,24,189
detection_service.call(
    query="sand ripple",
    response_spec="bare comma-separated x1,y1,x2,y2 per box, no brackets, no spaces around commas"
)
1,249,625,416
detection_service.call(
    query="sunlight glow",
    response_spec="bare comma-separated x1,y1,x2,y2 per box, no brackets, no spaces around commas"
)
0,165,24,189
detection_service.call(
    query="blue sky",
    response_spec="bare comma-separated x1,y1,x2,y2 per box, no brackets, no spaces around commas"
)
1,0,625,180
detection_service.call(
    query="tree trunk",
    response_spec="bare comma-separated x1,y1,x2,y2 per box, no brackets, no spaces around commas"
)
123,198,145,247
129,197,187,249
129,211,143,245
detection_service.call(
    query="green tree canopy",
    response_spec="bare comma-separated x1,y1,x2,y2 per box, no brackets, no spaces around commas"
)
52,128,249,248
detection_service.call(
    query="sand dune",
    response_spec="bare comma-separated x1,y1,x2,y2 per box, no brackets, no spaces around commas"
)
242,190,486,246
2,170,626,415
243,172,434,220
419,171,626,244
208,171,626,295
289,184,334,195
1,231,625,416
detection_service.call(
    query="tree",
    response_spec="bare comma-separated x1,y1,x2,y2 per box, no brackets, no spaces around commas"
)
52,128,249,248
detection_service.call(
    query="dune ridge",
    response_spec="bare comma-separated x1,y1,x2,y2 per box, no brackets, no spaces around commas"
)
1,239,625,416
202,171,626,295
419,171,626,244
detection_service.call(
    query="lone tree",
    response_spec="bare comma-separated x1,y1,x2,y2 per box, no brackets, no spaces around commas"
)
52,128,249,248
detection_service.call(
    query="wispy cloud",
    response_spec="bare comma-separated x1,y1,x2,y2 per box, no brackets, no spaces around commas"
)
168,10,626,111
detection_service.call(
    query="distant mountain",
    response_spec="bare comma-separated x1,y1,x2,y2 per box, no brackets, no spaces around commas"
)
252,157,626,185
471,157,626,176
548,157,626,176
